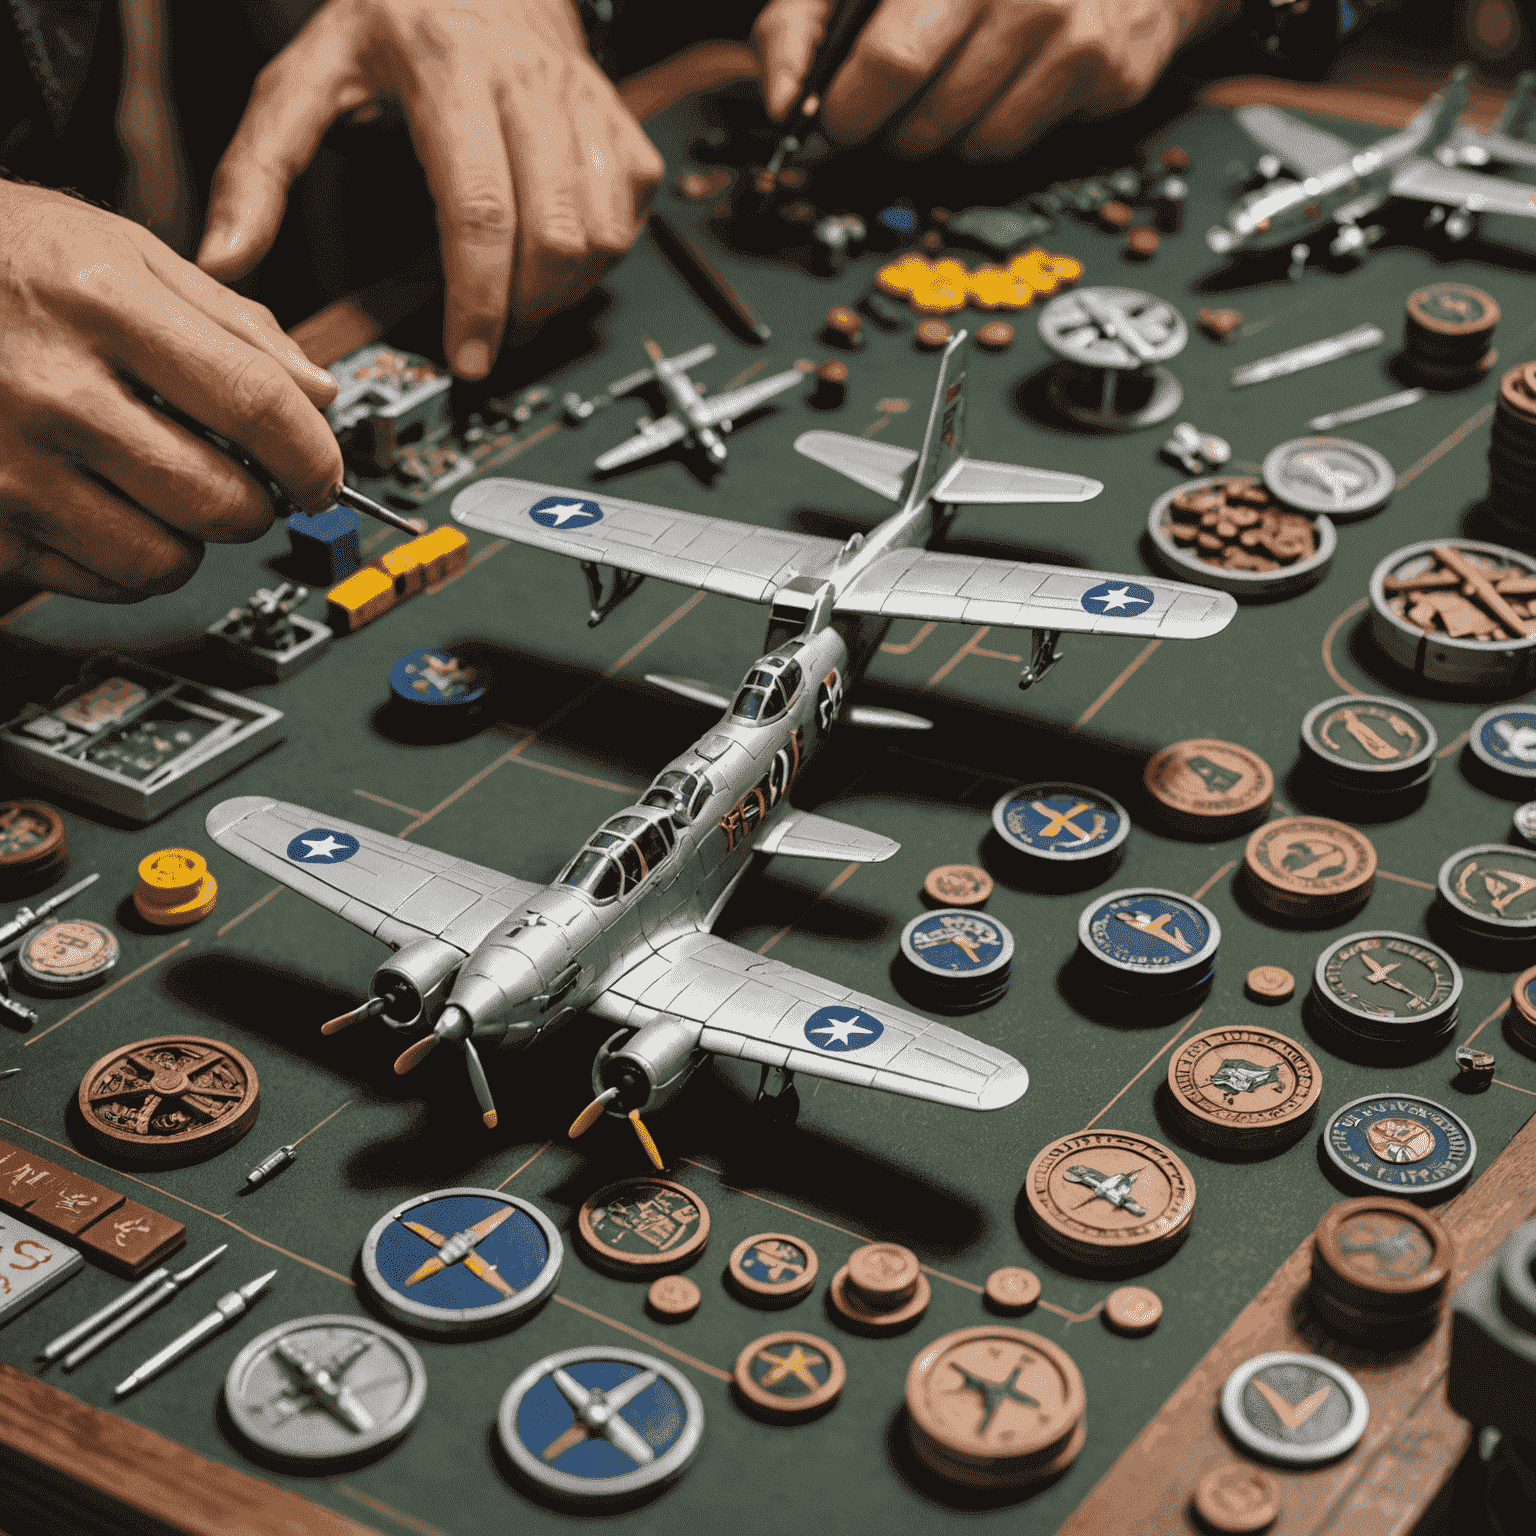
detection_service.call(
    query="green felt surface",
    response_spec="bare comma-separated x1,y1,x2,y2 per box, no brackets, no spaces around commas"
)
2,89,1536,1536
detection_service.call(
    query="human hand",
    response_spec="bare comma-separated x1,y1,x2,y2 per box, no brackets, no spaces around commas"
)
198,0,665,379
754,0,1234,159
0,181,341,601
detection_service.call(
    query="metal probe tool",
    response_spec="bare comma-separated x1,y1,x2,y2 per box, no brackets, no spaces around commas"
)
114,1268,276,1397
60,1246,229,1370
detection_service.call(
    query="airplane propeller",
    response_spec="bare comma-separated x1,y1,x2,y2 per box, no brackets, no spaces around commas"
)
568,1087,665,1170
393,1005,499,1129
321,996,389,1035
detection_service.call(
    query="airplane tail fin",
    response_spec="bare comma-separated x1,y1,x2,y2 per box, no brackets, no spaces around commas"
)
1413,63,1473,155
906,329,971,510
1492,70,1536,141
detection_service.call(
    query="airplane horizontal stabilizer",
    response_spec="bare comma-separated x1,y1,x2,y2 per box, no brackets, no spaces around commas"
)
794,430,917,503
594,413,688,472
834,549,1237,639
692,369,808,428
753,809,900,863
934,457,1103,505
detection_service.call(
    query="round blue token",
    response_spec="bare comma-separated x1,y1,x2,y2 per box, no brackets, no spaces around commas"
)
992,782,1130,863
899,909,1014,982
1469,705,1536,781
361,1187,562,1334
388,647,487,708
1322,1094,1476,1199
498,1346,704,1502
1078,887,1220,989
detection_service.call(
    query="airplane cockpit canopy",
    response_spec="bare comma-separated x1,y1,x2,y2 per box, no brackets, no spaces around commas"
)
557,811,676,904
641,769,713,823
730,649,804,725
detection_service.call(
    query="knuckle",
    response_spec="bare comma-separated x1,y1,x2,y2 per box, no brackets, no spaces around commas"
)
448,189,515,244
225,355,291,427
529,217,588,268
198,474,273,542
860,36,930,92
120,529,203,596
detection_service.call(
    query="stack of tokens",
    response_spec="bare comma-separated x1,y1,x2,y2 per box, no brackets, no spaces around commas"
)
1143,739,1273,838
1242,816,1376,923
1404,282,1498,386
1165,1023,1323,1153
896,909,1013,1012
905,1327,1086,1489
1076,887,1220,999
1468,704,1536,790
811,361,848,409
1507,962,1536,1051
1308,1196,1453,1343
132,848,218,928
1310,931,1462,1054
1488,362,1536,532
1262,436,1394,522
0,802,69,894
1436,842,1536,947
823,307,864,349
828,1243,930,1332
991,782,1129,881
1298,694,1437,798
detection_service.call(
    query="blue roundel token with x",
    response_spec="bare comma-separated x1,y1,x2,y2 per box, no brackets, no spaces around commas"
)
528,495,603,530
1080,580,1154,616
803,1005,884,1053
285,828,361,864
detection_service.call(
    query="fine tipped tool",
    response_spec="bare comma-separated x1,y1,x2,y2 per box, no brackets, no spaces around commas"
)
0,1068,18,1080
0,873,101,948
329,482,425,537
764,0,885,176
649,213,772,344
114,1268,276,1397
60,1246,229,1370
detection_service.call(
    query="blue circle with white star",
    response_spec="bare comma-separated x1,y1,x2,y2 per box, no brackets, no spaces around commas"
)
285,828,361,864
900,910,1014,980
528,494,603,530
1080,579,1155,617
803,1005,884,1053
1471,706,1536,779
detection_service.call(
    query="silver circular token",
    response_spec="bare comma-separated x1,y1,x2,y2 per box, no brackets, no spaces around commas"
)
1077,887,1220,989
360,1186,562,1335
1311,931,1462,1042
1147,475,1335,599
1322,1093,1477,1198
1437,843,1536,936
1513,802,1536,845
899,908,1014,982
1037,287,1188,369
1469,704,1536,782
15,918,119,993
497,1345,704,1502
1220,1352,1368,1465
224,1314,426,1467
1262,436,1394,520
991,781,1130,863
1299,694,1438,792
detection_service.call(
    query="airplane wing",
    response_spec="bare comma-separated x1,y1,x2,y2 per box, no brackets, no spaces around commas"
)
594,932,1027,1111
594,413,689,472
1389,156,1536,216
691,368,807,428
753,809,899,863
1233,104,1357,179
205,796,541,951
933,457,1102,505
833,550,1236,639
452,477,844,604
794,430,919,502
663,343,717,372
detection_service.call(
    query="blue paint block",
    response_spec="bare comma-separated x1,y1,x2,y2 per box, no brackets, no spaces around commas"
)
285,506,361,585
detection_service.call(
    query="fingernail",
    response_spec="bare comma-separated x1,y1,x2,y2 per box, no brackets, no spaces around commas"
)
454,339,491,378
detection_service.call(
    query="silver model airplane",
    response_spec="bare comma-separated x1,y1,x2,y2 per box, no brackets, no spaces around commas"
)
265,1336,374,1432
209,334,1235,1163
595,338,807,475
1447,70,1536,171
1208,65,1536,270
1063,1164,1146,1216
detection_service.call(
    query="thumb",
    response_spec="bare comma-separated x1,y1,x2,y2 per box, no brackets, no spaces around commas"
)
752,0,835,121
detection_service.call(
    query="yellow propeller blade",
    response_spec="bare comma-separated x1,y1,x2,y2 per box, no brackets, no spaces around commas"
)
569,1095,612,1138
629,1109,664,1171
394,1034,437,1075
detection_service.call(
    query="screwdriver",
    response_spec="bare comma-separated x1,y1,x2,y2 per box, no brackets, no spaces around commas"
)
765,0,885,177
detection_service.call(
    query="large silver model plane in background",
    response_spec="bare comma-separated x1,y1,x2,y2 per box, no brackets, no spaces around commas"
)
208,334,1235,1163
1207,65,1536,269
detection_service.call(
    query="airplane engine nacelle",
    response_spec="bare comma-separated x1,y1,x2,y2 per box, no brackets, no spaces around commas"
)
593,1016,707,1116
371,938,466,1030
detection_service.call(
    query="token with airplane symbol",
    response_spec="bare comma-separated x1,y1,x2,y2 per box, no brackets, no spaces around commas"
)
1166,1024,1323,1152
1437,842,1536,938
991,782,1129,865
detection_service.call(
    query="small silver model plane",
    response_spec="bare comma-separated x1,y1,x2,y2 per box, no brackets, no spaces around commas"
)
209,334,1234,1162
1063,1164,1145,1216
594,338,807,475
267,1336,374,1432
1207,65,1536,271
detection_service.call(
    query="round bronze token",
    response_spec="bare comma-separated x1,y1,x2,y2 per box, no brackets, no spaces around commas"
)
846,1242,920,1306
1025,1130,1196,1264
575,1177,710,1274
984,1267,1041,1313
77,1035,260,1165
1245,965,1295,1003
923,864,993,908
915,318,953,350
646,1274,701,1320
734,1330,845,1418
0,801,67,888
1312,1197,1452,1310
975,320,1015,351
1166,1024,1323,1150
1500,361,1536,420
18,919,119,992
727,1232,818,1304
1243,816,1376,919
1193,1462,1282,1533
1103,1286,1162,1335
905,1326,1086,1467
1125,225,1159,258
1143,739,1273,836
1406,282,1498,336
828,1265,931,1332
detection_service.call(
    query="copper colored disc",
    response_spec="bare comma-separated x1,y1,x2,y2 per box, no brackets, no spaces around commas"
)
1099,200,1133,230
984,1267,1041,1312
1163,146,1190,171
77,1035,260,1166
733,1331,845,1417
905,1326,1085,1466
910,1414,1087,1489
1245,965,1296,1002
1405,282,1499,337
1243,816,1376,916
1166,1024,1322,1147
1198,307,1244,342
727,1232,818,1303
1311,1196,1452,1309
923,864,993,908
1193,1462,1282,1533
1103,1286,1162,1335
828,1265,930,1331
0,802,66,873
646,1274,701,1319
1499,363,1536,419
1125,226,1159,257
1143,739,1273,834
575,1177,710,1274
845,1242,920,1305
915,319,953,350
975,320,1015,351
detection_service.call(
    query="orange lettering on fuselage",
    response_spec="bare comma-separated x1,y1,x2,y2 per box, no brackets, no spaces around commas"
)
719,727,806,850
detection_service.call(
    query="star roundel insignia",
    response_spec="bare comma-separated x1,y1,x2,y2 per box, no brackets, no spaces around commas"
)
1080,579,1155,616
528,495,604,530
285,828,362,864
803,1004,884,1053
